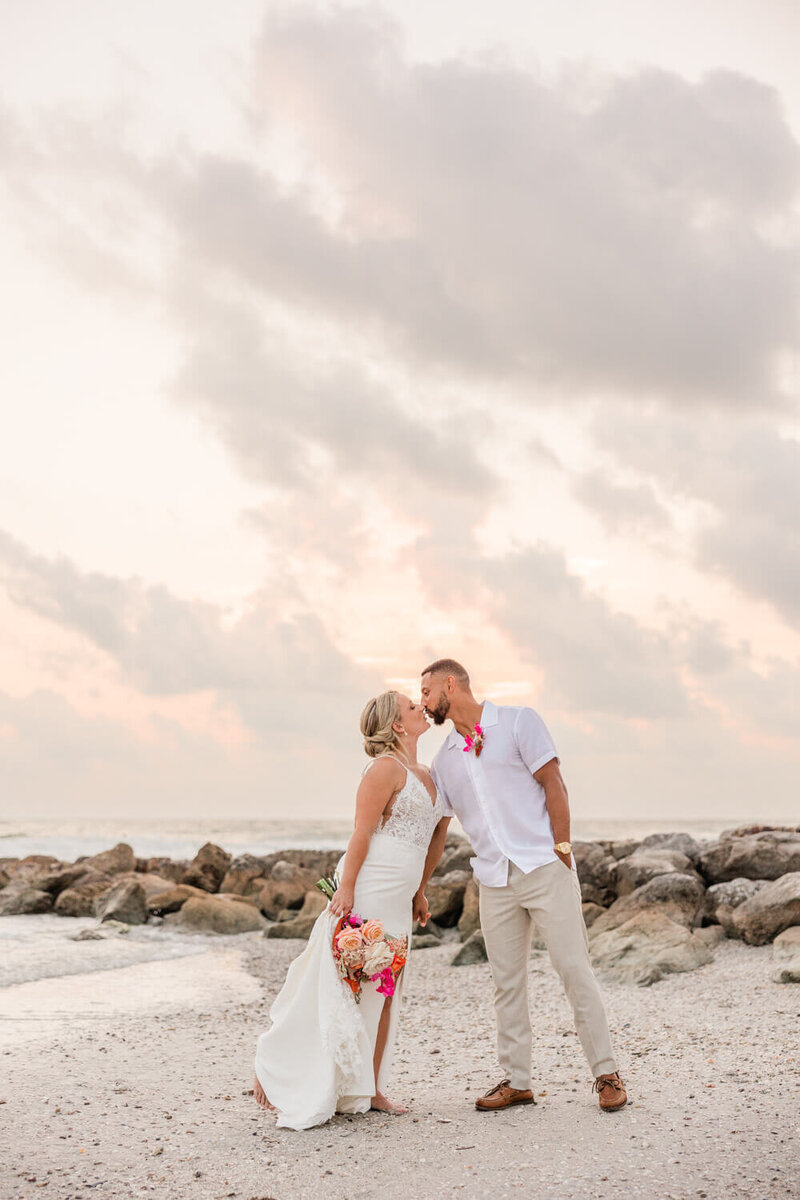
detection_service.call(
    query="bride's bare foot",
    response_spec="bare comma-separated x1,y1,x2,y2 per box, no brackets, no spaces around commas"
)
370,1091,407,1115
253,1074,274,1111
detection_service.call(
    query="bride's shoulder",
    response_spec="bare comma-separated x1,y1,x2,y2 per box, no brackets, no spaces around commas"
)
361,754,406,782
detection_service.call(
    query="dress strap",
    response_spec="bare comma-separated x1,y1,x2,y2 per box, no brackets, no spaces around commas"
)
361,753,408,777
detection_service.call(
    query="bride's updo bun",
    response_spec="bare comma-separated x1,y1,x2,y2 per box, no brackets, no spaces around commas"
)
360,691,405,760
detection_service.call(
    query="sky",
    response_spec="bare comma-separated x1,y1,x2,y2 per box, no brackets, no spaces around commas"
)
1,1,799,822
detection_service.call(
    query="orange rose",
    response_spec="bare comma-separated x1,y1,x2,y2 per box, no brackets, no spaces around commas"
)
336,927,364,952
361,919,385,944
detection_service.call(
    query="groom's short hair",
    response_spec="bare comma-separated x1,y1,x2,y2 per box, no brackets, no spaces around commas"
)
421,658,470,686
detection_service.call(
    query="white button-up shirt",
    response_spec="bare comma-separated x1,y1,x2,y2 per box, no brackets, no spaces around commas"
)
430,701,559,887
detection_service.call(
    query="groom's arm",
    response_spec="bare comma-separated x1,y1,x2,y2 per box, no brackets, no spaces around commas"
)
534,758,571,868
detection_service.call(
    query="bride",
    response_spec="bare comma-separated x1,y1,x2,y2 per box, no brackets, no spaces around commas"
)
253,691,449,1129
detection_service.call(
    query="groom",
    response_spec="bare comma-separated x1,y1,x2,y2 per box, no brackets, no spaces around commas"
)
420,659,627,1113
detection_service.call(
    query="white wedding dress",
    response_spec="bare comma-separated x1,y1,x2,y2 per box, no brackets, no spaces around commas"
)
254,758,443,1130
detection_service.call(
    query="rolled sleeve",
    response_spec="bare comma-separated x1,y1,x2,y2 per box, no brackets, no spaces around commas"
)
430,760,454,816
514,707,558,775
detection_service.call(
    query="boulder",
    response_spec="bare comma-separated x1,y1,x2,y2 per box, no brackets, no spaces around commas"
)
731,873,800,945
166,894,267,934
703,878,769,935
573,842,617,906
457,878,480,940
590,910,715,986
0,884,53,915
772,926,800,984
699,831,800,884
413,919,443,941
54,872,113,917
589,873,706,937
72,920,130,941
772,927,800,960
182,842,232,893
451,930,488,966
606,839,640,861
258,849,344,880
613,850,694,897
639,831,702,865
412,934,442,950
433,843,475,877
147,884,210,916
219,854,272,896
96,878,148,925
80,843,136,876
581,902,605,929
426,871,469,927
252,864,315,919
38,864,93,896
265,891,327,939
137,856,189,883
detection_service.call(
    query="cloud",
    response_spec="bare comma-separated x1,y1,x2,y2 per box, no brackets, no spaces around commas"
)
0,529,377,739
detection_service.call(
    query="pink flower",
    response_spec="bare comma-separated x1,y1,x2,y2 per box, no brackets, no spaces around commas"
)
376,968,396,997
475,724,483,736
463,735,473,753
347,913,363,927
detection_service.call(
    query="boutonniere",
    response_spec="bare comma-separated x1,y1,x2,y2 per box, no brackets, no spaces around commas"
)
463,723,485,757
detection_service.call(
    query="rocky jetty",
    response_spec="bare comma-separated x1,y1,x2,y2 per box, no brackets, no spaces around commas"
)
2,825,799,986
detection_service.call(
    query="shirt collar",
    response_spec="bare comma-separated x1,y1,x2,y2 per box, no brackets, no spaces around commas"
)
446,700,499,749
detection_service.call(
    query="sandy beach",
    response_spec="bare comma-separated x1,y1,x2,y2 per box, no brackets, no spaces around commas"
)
1,930,798,1200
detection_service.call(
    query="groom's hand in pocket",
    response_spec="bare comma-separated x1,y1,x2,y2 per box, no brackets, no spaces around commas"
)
412,890,430,927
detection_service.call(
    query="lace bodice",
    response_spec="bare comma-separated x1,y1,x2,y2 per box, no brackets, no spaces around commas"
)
371,761,442,850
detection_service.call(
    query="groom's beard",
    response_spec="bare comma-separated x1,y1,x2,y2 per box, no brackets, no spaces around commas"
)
429,695,451,725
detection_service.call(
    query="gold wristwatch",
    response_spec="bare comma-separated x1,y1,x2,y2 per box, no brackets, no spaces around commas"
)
553,841,572,855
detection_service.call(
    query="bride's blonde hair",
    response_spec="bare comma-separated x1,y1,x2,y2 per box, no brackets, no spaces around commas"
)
360,691,406,760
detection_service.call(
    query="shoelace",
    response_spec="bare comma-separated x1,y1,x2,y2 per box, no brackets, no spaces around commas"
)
485,1080,511,1096
593,1074,623,1095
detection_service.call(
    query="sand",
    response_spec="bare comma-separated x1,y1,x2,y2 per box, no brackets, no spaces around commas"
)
1,934,798,1200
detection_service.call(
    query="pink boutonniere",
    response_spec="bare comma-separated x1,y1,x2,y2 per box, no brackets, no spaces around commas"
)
463,723,485,757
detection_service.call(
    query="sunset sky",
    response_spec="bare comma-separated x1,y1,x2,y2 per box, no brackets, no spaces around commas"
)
2,1,799,822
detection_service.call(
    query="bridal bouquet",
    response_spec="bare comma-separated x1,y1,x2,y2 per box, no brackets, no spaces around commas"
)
317,874,408,1002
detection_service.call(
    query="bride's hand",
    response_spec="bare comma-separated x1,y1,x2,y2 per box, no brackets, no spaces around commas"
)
329,884,355,918
412,890,430,927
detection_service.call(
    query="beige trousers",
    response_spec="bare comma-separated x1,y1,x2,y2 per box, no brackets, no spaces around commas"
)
479,858,617,1089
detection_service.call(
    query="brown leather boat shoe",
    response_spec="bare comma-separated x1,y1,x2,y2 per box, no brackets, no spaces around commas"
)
593,1072,627,1111
475,1080,536,1111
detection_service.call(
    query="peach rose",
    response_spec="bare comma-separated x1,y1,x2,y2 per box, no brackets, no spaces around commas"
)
336,926,364,953
361,919,385,944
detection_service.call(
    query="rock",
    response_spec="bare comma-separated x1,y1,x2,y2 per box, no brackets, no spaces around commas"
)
433,843,475,877
147,884,210,915
182,842,232,893
703,878,769,935
613,850,694,897
72,920,130,941
258,849,344,880
590,910,715,986
0,885,53,915
96,878,148,925
639,831,702,865
80,844,136,876
772,927,800,959
451,931,488,966
699,831,800,884
694,925,725,948
458,878,480,940
54,873,113,917
219,854,272,895
252,865,314,919
413,919,443,941
166,895,267,934
774,962,800,984
426,871,469,927
606,839,641,861
573,842,617,906
412,934,442,949
264,891,328,939
589,873,706,937
581,902,605,929
137,857,189,883
37,864,93,896
730,873,800,945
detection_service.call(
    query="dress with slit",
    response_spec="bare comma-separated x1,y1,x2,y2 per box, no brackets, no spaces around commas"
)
253,758,443,1130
